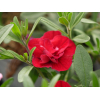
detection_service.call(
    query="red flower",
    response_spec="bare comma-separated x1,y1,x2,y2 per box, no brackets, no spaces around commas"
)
55,80,71,87
28,31,76,71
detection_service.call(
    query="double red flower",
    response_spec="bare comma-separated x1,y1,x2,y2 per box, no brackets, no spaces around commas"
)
28,31,76,71
55,80,71,87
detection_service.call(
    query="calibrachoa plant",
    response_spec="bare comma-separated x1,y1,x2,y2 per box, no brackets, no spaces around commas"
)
0,12,100,87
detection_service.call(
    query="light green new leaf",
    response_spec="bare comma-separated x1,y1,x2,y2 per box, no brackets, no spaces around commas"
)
81,18,98,24
85,41,94,50
29,47,36,62
41,78,48,87
13,16,21,31
48,74,60,87
1,77,14,87
59,17,69,27
0,24,13,44
74,45,93,87
90,71,99,87
10,22,21,38
18,66,33,82
68,13,72,22
57,12,63,17
23,75,35,87
72,12,85,29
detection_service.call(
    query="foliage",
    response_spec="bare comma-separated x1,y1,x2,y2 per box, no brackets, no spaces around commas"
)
0,12,100,87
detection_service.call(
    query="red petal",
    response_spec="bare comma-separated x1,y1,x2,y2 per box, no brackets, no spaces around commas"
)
51,35,69,53
40,54,50,63
32,57,51,68
32,44,44,57
41,31,61,40
55,80,71,87
64,39,76,56
51,56,72,71
28,38,40,50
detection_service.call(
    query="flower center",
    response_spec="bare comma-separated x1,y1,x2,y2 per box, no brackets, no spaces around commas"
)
55,47,59,51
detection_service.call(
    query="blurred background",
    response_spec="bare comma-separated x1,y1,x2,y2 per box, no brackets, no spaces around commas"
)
0,12,100,86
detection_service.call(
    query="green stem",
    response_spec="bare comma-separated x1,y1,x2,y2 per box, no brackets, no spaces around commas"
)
67,27,72,39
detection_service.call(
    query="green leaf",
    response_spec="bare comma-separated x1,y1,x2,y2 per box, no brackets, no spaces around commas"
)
10,22,21,38
13,16,21,31
81,18,98,24
7,50,25,62
85,41,94,50
0,47,14,59
73,34,90,43
29,68,39,83
23,75,35,87
23,52,28,60
40,68,53,80
26,17,67,44
18,66,33,82
68,13,72,22
74,45,93,86
94,69,100,77
72,12,85,29
57,12,63,17
0,24,13,44
96,38,100,50
90,71,99,87
70,12,76,28
7,31,24,45
29,47,36,62
59,17,69,27
73,29,90,43
1,77,14,87
41,78,48,87
66,63,74,81
48,74,60,87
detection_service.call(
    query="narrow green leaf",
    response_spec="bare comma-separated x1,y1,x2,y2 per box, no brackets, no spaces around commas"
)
13,16,21,31
29,47,36,62
7,50,25,62
26,17,67,44
23,75,35,87
68,13,72,22
18,66,33,82
81,18,98,24
93,50,99,54
25,19,28,31
7,31,24,45
96,38,100,49
48,74,60,87
57,12,63,17
70,12,76,28
90,71,99,87
74,45,93,86
10,22,21,38
85,41,94,50
1,77,14,87
41,78,48,87
72,12,85,29
0,24,13,44
59,17,69,27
